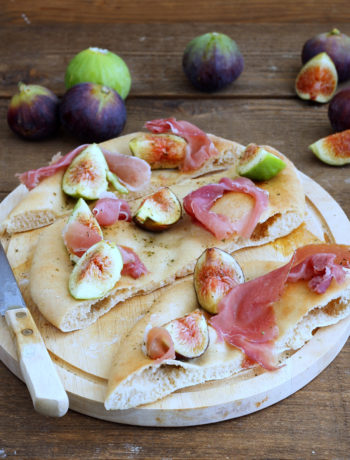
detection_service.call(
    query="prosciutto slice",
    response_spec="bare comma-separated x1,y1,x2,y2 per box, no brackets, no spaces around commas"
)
145,327,176,363
210,243,350,370
63,219,102,259
118,245,148,279
92,193,132,226
183,177,269,240
18,144,151,192
18,144,89,190
145,117,219,172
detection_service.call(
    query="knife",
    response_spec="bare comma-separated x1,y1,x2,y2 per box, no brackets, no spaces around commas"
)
0,243,69,417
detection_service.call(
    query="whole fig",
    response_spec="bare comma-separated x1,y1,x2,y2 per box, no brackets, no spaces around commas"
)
182,32,244,92
7,82,60,140
302,29,350,82
60,82,127,143
328,88,350,132
65,47,131,99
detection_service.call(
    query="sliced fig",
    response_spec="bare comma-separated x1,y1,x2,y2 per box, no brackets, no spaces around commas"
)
63,198,103,263
295,52,337,103
238,143,286,181
62,143,109,199
133,187,182,232
129,133,187,169
69,240,123,300
107,170,129,194
194,248,245,314
309,130,350,166
164,309,209,359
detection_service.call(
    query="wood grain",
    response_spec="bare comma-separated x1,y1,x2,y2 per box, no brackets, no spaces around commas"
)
3,0,350,24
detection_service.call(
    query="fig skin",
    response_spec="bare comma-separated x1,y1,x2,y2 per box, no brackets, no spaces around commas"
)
65,47,131,99
7,82,60,140
302,29,350,83
60,82,127,143
328,88,350,132
295,52,337,103
183,32,244,92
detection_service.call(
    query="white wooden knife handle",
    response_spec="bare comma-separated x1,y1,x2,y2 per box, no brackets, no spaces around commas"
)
5,307,69,417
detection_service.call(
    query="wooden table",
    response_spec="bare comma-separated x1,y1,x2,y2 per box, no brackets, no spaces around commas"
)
0,2,349,458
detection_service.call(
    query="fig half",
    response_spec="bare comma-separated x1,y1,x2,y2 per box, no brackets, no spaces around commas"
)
238,143,286,181
62,143,109,200
133,187,182,232
302,29,350,83
129,133,187,169
164,309,209,359
69,240,123,300
62,198,103,263
194,248,245,314
309,130,350,166
295,52,337,103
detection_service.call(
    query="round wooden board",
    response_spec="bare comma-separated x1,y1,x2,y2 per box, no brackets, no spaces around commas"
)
0,172,349,427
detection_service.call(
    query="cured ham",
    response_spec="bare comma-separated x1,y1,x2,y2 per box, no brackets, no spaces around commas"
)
210,259,293,371
18,144,88,190
92,194,132,226
118,245,148,279
18,144,151,192
145,117,219,172
63,218,102,259
101,148,151,191
210,243,350,370
145,327,176,363
183,177,269,240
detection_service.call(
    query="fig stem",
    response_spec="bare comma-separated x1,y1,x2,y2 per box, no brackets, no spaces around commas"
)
330,28,341,35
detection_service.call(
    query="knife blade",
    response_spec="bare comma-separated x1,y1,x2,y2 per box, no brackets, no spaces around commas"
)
0,243,69,417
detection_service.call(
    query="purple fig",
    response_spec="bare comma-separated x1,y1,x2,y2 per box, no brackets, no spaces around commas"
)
328,88,350,132
302,29,350,82
7,82,59,140
60,82,126,143
182,32,244,92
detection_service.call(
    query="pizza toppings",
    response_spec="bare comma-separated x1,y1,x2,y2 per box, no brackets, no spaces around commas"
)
183,177,269,240
93,194,132,226
194,248,245,314
238,144,286,181
101,148,151,192
129,133,188,169
69,240,124,300
164,309,209,359
63,198,103,263
210,257,293,370
133,187,182,232
144,117,219,171
118,245,148,279
145,326,176,363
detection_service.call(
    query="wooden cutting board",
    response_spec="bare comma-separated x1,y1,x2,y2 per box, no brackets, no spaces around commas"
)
0,172,349,426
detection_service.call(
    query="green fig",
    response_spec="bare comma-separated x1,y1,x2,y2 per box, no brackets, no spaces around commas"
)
238,144,286,181
309,129,350,165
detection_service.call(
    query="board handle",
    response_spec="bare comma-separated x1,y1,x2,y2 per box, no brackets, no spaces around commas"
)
5,307,69,417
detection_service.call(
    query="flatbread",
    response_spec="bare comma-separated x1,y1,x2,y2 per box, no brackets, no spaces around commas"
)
104,230,350,410
0,133,244,235
28,148,305,332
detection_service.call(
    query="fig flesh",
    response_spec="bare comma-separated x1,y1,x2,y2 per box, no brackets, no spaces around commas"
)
194,248,245,314
7,82,59,140
129,133,187,169
328,88,350,132
238,143,286,181
295,52,337,103
107,171,129,194
60,82,127,143
302,29,350,82
69,240,123,300
183,32,244,92
133,187,182,232
309,130,350,166
65,47,131,99
63,198,103,263
164,309,209,359
62,143,109,200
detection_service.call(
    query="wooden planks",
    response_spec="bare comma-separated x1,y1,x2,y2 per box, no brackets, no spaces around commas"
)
3,0,350,25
